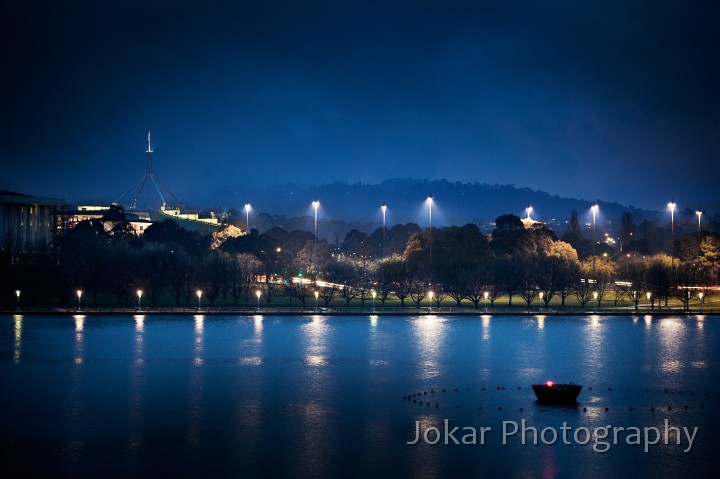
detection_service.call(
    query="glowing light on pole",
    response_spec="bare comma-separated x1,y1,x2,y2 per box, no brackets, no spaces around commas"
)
668,200,676,267
314,291,319,311
696,210,702,247
699,291,704,310
256,290,261,309
381,202,387,259
245,202,251,231
427,194,433,280
137,290,143,309
77,290,82,310
15,290,20,311
646,291,652,311
372,290,376,311
526,204,533,220
428,291,434,311
591,203,599,260
312,199,320,277
196,290,202,309
483,291,489,310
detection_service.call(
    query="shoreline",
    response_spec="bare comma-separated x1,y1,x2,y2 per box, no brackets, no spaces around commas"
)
2,307,718,316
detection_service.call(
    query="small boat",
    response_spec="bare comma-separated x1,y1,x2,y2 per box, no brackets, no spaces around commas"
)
532,381,582,403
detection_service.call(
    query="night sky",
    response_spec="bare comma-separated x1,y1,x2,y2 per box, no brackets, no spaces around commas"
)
2,1,718,213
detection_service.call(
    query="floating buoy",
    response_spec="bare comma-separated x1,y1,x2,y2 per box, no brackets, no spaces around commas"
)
477,405,482,409
700,404,704,409
419,401,423,405
502,387,506,390
589,387,593,391
605,407,609,411
424,391,427,395
436,403,439,408
467,387,471,391
403,396,407,400
442,389,446,393
629,407,634,411
413,400,416,403
582,407,587,412
498,406,502,410
562,408,566,411
684,405,688,409
668,406,671,410
455,388,458,392
431,388,434,394
691,392,695,396
651,406,655,411
608,387,612,391
481,387,485,391
627,388,631,391
646,389,650,392
456,404,461,408
519,407,524,411
541,408,544,412
679,391,683,395
665,389,668,393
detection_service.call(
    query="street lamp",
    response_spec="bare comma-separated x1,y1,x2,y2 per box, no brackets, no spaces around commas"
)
245,202,251,231
646,291,652,311
427,194,433,279
483,291,489,311
77,290,82,310
314,291,319,311
15,290,20,311
312,199,320,277
196,290,202,309
372,290,376,311
137,290,143,309
428,291,434,311
256,290,261,309
696,210,702,247
381,202,387,259
668,200,676,267
698,292,704,311
591,203,599,260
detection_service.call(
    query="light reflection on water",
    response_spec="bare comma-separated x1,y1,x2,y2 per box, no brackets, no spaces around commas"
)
0,314,718,478
411,315,448,381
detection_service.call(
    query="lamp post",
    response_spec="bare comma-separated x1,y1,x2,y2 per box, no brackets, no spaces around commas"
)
196,290,202,309
77,290,82,310
427,194,433,280
372,290,376,311
591,203,599,263
15,290,20,311
646,291,652,311
256,290,261,309
696,210,702,248
314,291,319,312
312,199,320,278
381,202,387,259
698,292,704,311
137,290,143,309
428,291,434,312
245,202,251,231
668,200,676,268
483,291,489,311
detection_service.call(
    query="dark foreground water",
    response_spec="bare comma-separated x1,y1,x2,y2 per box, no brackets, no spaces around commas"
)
1,314,718,478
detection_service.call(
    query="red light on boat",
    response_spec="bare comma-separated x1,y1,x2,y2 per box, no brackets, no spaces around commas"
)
546,381,553,387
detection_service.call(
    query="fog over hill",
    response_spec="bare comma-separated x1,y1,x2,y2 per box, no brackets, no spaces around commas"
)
206,178,666,229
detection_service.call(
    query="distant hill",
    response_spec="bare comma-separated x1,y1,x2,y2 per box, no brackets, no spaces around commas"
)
208,178,660,232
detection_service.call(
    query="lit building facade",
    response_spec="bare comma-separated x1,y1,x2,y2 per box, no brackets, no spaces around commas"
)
0,190,66,249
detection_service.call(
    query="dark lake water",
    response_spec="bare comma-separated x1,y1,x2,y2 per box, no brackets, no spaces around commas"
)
1,314,718,478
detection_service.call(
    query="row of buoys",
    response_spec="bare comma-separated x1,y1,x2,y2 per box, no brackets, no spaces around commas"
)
404,396,719,411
